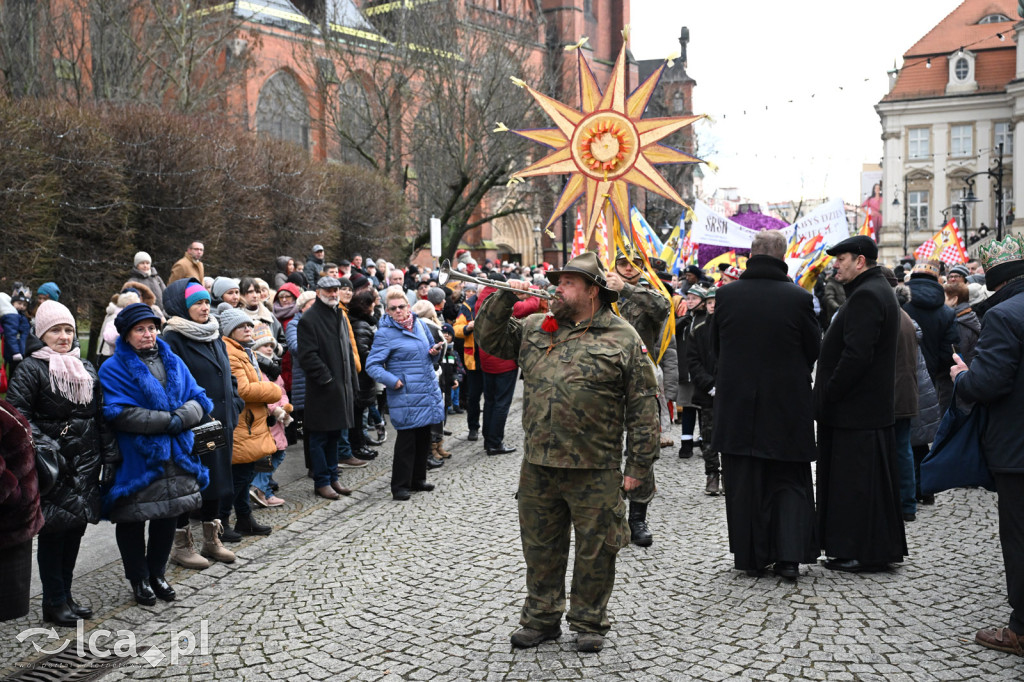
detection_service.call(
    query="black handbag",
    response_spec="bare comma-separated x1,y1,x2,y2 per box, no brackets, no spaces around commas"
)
191,419,227,457
34,432,63,497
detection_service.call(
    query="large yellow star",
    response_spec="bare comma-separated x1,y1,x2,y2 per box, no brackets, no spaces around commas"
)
508,36,704,247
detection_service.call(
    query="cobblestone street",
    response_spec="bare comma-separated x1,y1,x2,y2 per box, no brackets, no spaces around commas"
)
2,384,1022,680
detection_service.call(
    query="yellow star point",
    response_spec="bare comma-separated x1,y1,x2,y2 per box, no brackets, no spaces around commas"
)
506,36,704,243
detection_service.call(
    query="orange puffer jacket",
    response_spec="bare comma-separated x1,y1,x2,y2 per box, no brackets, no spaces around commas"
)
224,337,281,464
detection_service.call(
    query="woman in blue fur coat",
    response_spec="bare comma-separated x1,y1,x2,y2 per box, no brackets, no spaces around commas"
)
99,303,211,607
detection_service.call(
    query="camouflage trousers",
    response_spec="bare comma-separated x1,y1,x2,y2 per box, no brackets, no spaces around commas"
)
517,460,630,635
627,467,657,504
699,407,720,475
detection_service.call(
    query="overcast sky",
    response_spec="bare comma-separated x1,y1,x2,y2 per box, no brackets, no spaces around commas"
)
631,0,970,206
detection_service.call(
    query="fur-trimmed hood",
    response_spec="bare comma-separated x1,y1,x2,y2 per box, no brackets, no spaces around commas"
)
121,279,156,307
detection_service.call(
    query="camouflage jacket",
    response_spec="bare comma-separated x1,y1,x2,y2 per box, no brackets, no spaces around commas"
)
475,291,659,478
616,280,670,355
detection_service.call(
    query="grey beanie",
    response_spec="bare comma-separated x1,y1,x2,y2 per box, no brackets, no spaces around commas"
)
219,308,253,337
427,287,447,306
948,264,970,278
134,251,152,267
212,276,240,300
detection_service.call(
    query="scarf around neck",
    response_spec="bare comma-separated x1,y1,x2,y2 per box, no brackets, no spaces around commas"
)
273,300,297,322
30,345,94,405
395,314,415,331
164,315,221,342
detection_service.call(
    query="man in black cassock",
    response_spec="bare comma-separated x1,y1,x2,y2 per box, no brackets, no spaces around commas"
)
711,230,820,580
815,235,907,572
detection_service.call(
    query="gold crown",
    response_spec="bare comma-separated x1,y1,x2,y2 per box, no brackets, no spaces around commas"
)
979,233,1024,271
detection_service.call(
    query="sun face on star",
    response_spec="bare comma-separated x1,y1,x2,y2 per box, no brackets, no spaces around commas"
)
506,38,704,248
574,112,638,178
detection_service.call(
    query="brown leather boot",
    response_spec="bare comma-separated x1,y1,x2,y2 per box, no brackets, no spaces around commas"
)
436,438,452,458
200,520,236,563
170,527,211,569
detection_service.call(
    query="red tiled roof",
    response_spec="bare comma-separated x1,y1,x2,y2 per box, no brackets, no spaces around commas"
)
905,0,1015,57
882,0,1017,102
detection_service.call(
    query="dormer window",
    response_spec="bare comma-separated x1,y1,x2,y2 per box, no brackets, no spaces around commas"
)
954,57,969,80
978,14,1012,24
946,49,978,94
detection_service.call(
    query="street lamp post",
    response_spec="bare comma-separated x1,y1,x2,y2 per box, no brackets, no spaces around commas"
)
961,142,1005,241
533,224,542,266
892,175,909,254
940,204,968,231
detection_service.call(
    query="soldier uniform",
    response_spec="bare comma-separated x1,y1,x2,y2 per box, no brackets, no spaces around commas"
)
613,252,670,545
475,252,659,651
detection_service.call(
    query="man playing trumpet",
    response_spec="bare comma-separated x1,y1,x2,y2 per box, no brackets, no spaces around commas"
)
475,251,660,653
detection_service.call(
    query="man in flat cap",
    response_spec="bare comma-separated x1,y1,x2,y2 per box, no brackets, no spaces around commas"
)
815,235,907,572
296,276,359,500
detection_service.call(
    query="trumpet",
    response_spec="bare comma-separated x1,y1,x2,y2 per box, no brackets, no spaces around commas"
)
438,260,556,300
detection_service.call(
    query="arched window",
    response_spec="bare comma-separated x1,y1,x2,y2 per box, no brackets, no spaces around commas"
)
256,71,309,150
672,92,684,113
338,78,373,165
978,14,1011,24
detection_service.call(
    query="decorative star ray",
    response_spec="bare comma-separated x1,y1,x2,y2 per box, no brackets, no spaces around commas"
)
503,31,706,247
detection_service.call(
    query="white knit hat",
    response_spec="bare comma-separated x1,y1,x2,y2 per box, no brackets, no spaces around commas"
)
134,251,152,267
34,300,76,337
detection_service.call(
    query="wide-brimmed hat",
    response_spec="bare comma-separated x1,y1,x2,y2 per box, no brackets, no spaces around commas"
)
546,252,619,303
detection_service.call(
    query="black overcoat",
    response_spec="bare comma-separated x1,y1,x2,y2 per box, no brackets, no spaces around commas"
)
956,278,1024,472
161,277,241,501
815,266,899,429
6,337,117,532
711,255,820,461
297,298,357,432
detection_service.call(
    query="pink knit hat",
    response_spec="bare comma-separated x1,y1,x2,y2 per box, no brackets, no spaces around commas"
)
34,300,76,337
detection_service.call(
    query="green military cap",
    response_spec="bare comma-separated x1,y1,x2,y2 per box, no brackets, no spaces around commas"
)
686,285,708,299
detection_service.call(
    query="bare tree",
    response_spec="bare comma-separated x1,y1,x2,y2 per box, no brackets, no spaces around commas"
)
296,1,550,259
0,0,258,113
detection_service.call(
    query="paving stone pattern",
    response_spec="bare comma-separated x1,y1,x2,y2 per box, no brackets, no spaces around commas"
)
1,384,1022,680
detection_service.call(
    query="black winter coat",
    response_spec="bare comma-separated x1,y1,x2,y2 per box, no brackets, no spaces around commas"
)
903,277,958,381
711,256,820,461
686,314,717,409
909,323,940,447
894,309,919,420
951,303,981,366
161,278,242,501
816,266,899,430
349,309,378,408
676,309,705,385
956,278,1024,472
297,298,358,432
7,337,117,532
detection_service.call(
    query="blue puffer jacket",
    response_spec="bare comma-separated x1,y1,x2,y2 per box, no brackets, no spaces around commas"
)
0,293,31,362
285,310,306,411
366,315,445,431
